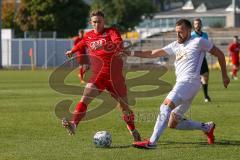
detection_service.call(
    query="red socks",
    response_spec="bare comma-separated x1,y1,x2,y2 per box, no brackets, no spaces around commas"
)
72,102,136,132
72,102,87,126
122,111,136,131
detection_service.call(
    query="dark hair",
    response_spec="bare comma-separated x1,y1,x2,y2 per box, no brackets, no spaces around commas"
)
234,35,238,39
90,10,105,18
78,29,84,34
176,19,192,29
194,18,202,24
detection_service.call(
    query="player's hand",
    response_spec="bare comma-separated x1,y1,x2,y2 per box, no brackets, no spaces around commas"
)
65,50,73,59
118,51,130,57
222,75,230,88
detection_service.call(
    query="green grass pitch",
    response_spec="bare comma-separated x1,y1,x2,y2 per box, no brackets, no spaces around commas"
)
0,69,239,160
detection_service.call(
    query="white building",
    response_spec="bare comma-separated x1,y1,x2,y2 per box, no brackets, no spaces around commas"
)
137,0,240,38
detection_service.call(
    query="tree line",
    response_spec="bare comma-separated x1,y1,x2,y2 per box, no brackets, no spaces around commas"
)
2,0,183,37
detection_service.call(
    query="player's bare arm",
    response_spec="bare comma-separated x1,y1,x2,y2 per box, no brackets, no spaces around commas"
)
65,45,78,58
123,49,168,58
65,50,90,70
209,45,230,88
65,40,85,58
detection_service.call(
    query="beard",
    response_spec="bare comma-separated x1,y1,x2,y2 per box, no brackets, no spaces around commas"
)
177,36,184,44
195,27,201,32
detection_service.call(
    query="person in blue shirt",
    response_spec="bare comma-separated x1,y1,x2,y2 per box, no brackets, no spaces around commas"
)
191,18,211,102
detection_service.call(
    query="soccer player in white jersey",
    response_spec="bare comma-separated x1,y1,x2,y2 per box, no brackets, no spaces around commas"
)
122,19,230,149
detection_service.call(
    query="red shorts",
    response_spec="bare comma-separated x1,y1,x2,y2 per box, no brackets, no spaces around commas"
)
89,73,127,98
232,58,239,66
232,55,239,66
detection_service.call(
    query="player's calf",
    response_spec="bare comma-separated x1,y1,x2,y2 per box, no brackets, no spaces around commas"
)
122,110,141,141
72,102,88,126
130,129,141,142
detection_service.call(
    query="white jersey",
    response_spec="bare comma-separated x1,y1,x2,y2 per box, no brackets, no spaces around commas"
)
163,37,213,82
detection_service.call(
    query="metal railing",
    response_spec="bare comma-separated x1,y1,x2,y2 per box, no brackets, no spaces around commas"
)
1,37,233,69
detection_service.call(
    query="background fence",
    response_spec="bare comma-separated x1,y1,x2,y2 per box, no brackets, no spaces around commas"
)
2,39,73,69
1,37,233,69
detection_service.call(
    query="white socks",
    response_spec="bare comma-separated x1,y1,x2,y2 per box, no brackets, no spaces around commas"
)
150,104,172,145
176,119,210,132
149,104,211,145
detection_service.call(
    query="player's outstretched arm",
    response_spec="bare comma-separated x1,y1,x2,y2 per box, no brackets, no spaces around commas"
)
65,50,73,58
65,40,86,58
209,45,230,88
123,49,168,58
65,45,79,58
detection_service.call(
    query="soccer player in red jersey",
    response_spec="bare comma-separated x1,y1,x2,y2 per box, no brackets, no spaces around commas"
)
73,29,89,83
228,36,240,80
62,10,141,142
73,29,84,46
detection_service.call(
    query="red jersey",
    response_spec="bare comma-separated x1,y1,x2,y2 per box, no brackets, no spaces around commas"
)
228,42,240,65
71,27,123,76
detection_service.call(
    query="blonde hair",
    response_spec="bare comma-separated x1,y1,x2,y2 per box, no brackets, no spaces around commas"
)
90,10,105,18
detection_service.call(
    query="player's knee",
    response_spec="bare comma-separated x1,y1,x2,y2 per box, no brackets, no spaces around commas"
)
117,97,130,111
204,76,209,82
168,120,178,129
163,99,176,109
168,122,177,129
168,112,180,129
120,105,132,113
201,75,208,84
83,83,100,97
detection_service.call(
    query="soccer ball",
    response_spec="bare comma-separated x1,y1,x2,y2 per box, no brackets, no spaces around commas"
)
93,131,112,148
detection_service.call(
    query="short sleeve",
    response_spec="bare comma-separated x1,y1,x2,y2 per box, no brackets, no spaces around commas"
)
205,33,208,39
110,27,122,42
191,32,196,38
162,42,175,55
203,32,208,39
199,38,213,52
109,27,123,52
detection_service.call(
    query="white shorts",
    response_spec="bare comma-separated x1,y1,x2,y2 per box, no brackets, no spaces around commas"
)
166,79,201,117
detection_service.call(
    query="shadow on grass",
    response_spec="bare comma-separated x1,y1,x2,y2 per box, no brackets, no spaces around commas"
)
96,140,240,150
95,144,132,149
214,139,240,146
110,144,132,149
159,139,240,146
